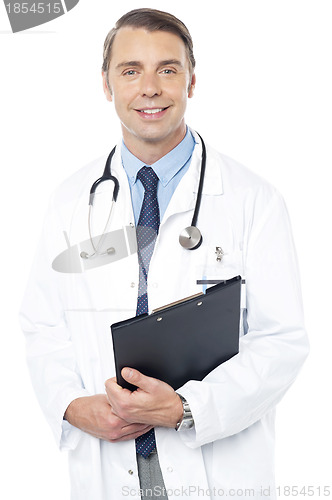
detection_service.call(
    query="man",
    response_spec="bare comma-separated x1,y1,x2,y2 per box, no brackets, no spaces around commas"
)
20,8,309,500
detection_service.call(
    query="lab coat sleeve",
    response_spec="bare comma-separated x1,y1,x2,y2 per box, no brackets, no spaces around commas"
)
19,195,90,451
177,190,309,448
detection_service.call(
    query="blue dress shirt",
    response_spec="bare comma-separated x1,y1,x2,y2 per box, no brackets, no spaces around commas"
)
121,128,196,224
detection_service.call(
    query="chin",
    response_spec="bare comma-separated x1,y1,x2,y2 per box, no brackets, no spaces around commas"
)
137,125,183,144
133,128,171,144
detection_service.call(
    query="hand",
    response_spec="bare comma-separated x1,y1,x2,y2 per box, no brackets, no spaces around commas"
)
64,394,153,442
105,368,183,428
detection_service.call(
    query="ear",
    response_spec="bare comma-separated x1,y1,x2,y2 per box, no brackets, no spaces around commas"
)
188,73,196,98
102,71,113,102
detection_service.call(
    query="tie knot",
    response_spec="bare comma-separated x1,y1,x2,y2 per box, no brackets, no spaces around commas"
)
137,166,159,192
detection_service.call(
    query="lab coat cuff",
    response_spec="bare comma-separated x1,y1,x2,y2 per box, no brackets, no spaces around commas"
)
57,388,91,452
60,420,83,451
174,382,214,448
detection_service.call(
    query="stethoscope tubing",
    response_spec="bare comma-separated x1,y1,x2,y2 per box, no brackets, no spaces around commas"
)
86,133,206,257
89,146,119,205
191,133,206,228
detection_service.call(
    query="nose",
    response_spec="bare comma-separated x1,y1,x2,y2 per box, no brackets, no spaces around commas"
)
139,72,161,98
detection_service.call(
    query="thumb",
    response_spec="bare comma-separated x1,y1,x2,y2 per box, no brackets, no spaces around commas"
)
121,367,155,392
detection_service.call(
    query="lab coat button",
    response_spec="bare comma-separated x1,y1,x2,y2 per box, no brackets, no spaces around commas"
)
128,469,134,475
167,467,173,473
130,282,136,288
152,282,158,288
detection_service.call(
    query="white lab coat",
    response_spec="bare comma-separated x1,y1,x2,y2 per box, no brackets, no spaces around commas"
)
20,130,309,500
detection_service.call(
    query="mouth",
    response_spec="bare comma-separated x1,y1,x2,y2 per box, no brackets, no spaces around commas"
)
135,107,170,119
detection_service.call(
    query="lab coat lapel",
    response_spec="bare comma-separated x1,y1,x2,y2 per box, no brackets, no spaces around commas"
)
161,134,224,227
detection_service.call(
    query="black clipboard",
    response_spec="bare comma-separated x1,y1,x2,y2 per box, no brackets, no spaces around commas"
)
111,275,241,391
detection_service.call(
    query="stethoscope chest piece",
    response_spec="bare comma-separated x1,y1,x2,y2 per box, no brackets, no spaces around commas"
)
179,226,203,250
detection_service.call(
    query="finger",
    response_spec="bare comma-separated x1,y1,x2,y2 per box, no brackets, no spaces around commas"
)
105,377,122,392
121,367,158,393
111,424,152,442
120,421,150,432
109,425,153,443
105,377,130,399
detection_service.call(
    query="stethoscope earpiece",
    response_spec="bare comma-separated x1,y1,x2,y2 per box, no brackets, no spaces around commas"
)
179,226,203,250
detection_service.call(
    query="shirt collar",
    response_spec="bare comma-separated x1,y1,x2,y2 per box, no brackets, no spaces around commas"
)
121,127,196,188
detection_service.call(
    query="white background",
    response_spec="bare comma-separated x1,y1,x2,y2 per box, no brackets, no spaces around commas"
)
0,0,331,498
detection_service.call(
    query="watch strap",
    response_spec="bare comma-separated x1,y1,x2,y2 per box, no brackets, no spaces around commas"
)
175,394,194,431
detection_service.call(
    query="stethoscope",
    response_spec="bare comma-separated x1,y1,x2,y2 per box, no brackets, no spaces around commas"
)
81,133,207,260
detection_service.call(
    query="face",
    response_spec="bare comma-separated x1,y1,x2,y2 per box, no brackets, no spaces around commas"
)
103,27,195,154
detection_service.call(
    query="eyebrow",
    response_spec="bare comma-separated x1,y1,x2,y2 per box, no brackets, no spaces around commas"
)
115,59,185,71
115,61,141,70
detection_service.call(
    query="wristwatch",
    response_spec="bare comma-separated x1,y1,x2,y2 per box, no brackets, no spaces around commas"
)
175,394,194,431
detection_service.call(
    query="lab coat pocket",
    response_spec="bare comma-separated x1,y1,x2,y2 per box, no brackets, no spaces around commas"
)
196,247,247,336
62,253,138,313
195,247,244,285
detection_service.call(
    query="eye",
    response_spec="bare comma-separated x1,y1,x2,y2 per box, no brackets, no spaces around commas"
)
161,68,175,75
123,70,137,76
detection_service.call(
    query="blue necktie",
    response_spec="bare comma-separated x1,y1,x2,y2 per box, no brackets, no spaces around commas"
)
135,166,160,458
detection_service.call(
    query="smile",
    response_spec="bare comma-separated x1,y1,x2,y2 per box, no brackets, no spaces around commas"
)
135,107,169,118
139,108,165,114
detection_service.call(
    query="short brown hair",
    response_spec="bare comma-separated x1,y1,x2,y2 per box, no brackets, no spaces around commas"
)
102,8,196,77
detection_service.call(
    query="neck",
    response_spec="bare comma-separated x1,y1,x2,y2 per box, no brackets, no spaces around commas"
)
122,124,187,165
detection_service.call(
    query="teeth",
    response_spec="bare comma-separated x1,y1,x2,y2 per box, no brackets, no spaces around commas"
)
140,108,164,114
